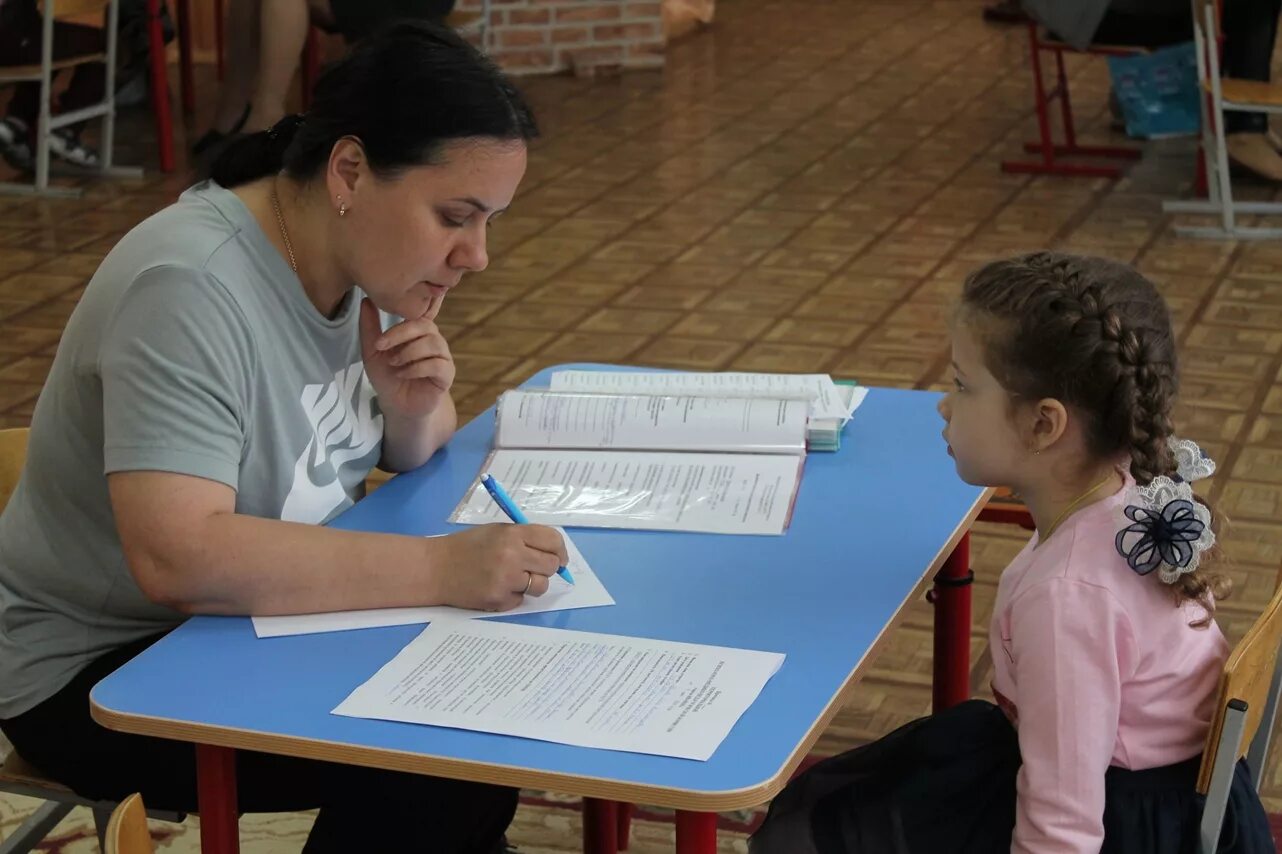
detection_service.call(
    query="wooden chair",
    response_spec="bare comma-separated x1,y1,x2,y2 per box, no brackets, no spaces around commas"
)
104,794,155,854
1000,21,1144,179
1162,0,1282,239
1196,573,1282,852
0,428,183,853
0,0,144,196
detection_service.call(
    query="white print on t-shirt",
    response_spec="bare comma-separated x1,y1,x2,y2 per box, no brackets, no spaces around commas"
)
280,362,383,525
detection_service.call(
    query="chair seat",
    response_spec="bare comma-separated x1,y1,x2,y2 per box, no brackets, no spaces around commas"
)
0,750,74,796
0,52,108,82
1215,78,1282,108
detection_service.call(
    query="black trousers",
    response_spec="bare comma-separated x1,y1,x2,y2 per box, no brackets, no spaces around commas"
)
0,633,518,853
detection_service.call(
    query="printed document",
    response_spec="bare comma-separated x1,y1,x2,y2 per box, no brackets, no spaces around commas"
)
450,449,802,534
333,619,786,760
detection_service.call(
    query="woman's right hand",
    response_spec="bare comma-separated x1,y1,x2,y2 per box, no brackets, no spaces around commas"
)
428,524,568,612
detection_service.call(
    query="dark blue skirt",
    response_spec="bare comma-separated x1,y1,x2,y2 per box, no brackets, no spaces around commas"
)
750,700,1275,854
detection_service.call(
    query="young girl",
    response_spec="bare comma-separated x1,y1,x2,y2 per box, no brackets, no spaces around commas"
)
752,252,1275,854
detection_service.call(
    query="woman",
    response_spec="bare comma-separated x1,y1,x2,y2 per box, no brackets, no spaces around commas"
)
0,21,560,853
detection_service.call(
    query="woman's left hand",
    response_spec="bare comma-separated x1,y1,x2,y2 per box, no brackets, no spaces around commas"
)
360,296,455,421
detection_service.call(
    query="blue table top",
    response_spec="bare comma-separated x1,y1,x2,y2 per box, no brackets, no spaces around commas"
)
91,364,987,810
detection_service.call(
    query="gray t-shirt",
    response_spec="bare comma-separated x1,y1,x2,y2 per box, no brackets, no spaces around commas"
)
0,181,384,718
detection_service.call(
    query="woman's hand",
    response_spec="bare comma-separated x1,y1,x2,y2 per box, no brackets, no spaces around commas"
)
427,524,569,612
360,296,455,421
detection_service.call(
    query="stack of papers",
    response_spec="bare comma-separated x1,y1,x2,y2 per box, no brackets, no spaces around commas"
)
548,370,867,451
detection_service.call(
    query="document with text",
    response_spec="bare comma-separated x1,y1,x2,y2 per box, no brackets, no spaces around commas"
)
549,370,860,422
450,449,802,534
495,389,809,454
333,619,786,760
252,530,612,638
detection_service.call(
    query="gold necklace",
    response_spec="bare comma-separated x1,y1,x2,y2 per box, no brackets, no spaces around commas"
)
1038,472,1118,544
270,180,298,273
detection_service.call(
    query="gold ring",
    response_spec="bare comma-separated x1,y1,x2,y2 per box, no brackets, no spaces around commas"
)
521,572,534,595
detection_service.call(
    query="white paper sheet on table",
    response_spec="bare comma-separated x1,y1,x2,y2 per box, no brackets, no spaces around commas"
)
252,530,612,638
333,619,786,761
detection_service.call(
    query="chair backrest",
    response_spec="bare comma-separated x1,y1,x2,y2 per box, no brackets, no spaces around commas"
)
1197,578,1282,793
37,0,110,21
0,428,29,513
104,793,154,854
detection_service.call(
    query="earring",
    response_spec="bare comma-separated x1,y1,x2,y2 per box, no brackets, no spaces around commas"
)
337,196,347,217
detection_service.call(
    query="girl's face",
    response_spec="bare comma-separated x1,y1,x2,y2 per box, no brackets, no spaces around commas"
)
937,321,1032,487
334,138,528,321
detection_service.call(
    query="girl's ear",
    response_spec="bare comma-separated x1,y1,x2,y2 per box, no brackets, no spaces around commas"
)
1024,397,1069,454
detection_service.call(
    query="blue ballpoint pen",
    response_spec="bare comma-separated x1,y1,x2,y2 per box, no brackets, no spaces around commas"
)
479,473,575,586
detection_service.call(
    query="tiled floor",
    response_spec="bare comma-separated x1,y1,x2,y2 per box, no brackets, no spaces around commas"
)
4,0,1282,848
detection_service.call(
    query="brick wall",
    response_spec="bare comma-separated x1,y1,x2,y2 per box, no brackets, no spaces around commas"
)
457,0,666,76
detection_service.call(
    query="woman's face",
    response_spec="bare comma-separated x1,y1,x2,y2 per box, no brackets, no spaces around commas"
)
334,138,528,320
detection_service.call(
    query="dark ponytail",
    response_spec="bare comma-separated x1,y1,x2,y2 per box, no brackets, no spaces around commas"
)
208,20,538,188
209,114,306,187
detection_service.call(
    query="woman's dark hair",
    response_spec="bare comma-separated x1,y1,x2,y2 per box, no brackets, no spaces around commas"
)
960,251,1229,622
210,20,538,187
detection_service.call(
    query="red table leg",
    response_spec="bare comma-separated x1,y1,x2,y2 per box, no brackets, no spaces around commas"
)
196,744,239,854
301,29,321,110
175,0,195,115
930,532,972,713
582,798,618,854
617,802,633,850
675,811,717,854
145,0,175,172
214,0,225,81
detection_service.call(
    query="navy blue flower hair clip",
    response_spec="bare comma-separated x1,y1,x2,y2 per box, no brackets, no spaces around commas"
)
1115,438,1217,584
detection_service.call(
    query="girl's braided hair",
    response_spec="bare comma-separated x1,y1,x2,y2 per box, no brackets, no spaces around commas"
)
961,252,1228,623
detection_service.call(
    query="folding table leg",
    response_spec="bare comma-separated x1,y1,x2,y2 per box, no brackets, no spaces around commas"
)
617,802,633,850
175,0,194,114
582,798,619,854
675,811,717,854
145,0,175,172
215,0,225,80
196,744,240,854
929,532,972,713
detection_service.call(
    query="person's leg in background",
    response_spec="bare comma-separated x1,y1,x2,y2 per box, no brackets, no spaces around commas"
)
241,0,322,133
193,0,259,154
0,0,106,170
1220,0,1282,180
0,634,519,853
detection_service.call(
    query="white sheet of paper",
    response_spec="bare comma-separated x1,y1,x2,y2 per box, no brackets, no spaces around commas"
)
495,390,808,454
842,385,869,417
252,530,612,638
549,370,851,422
451,449,801,535
333,619,785,760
